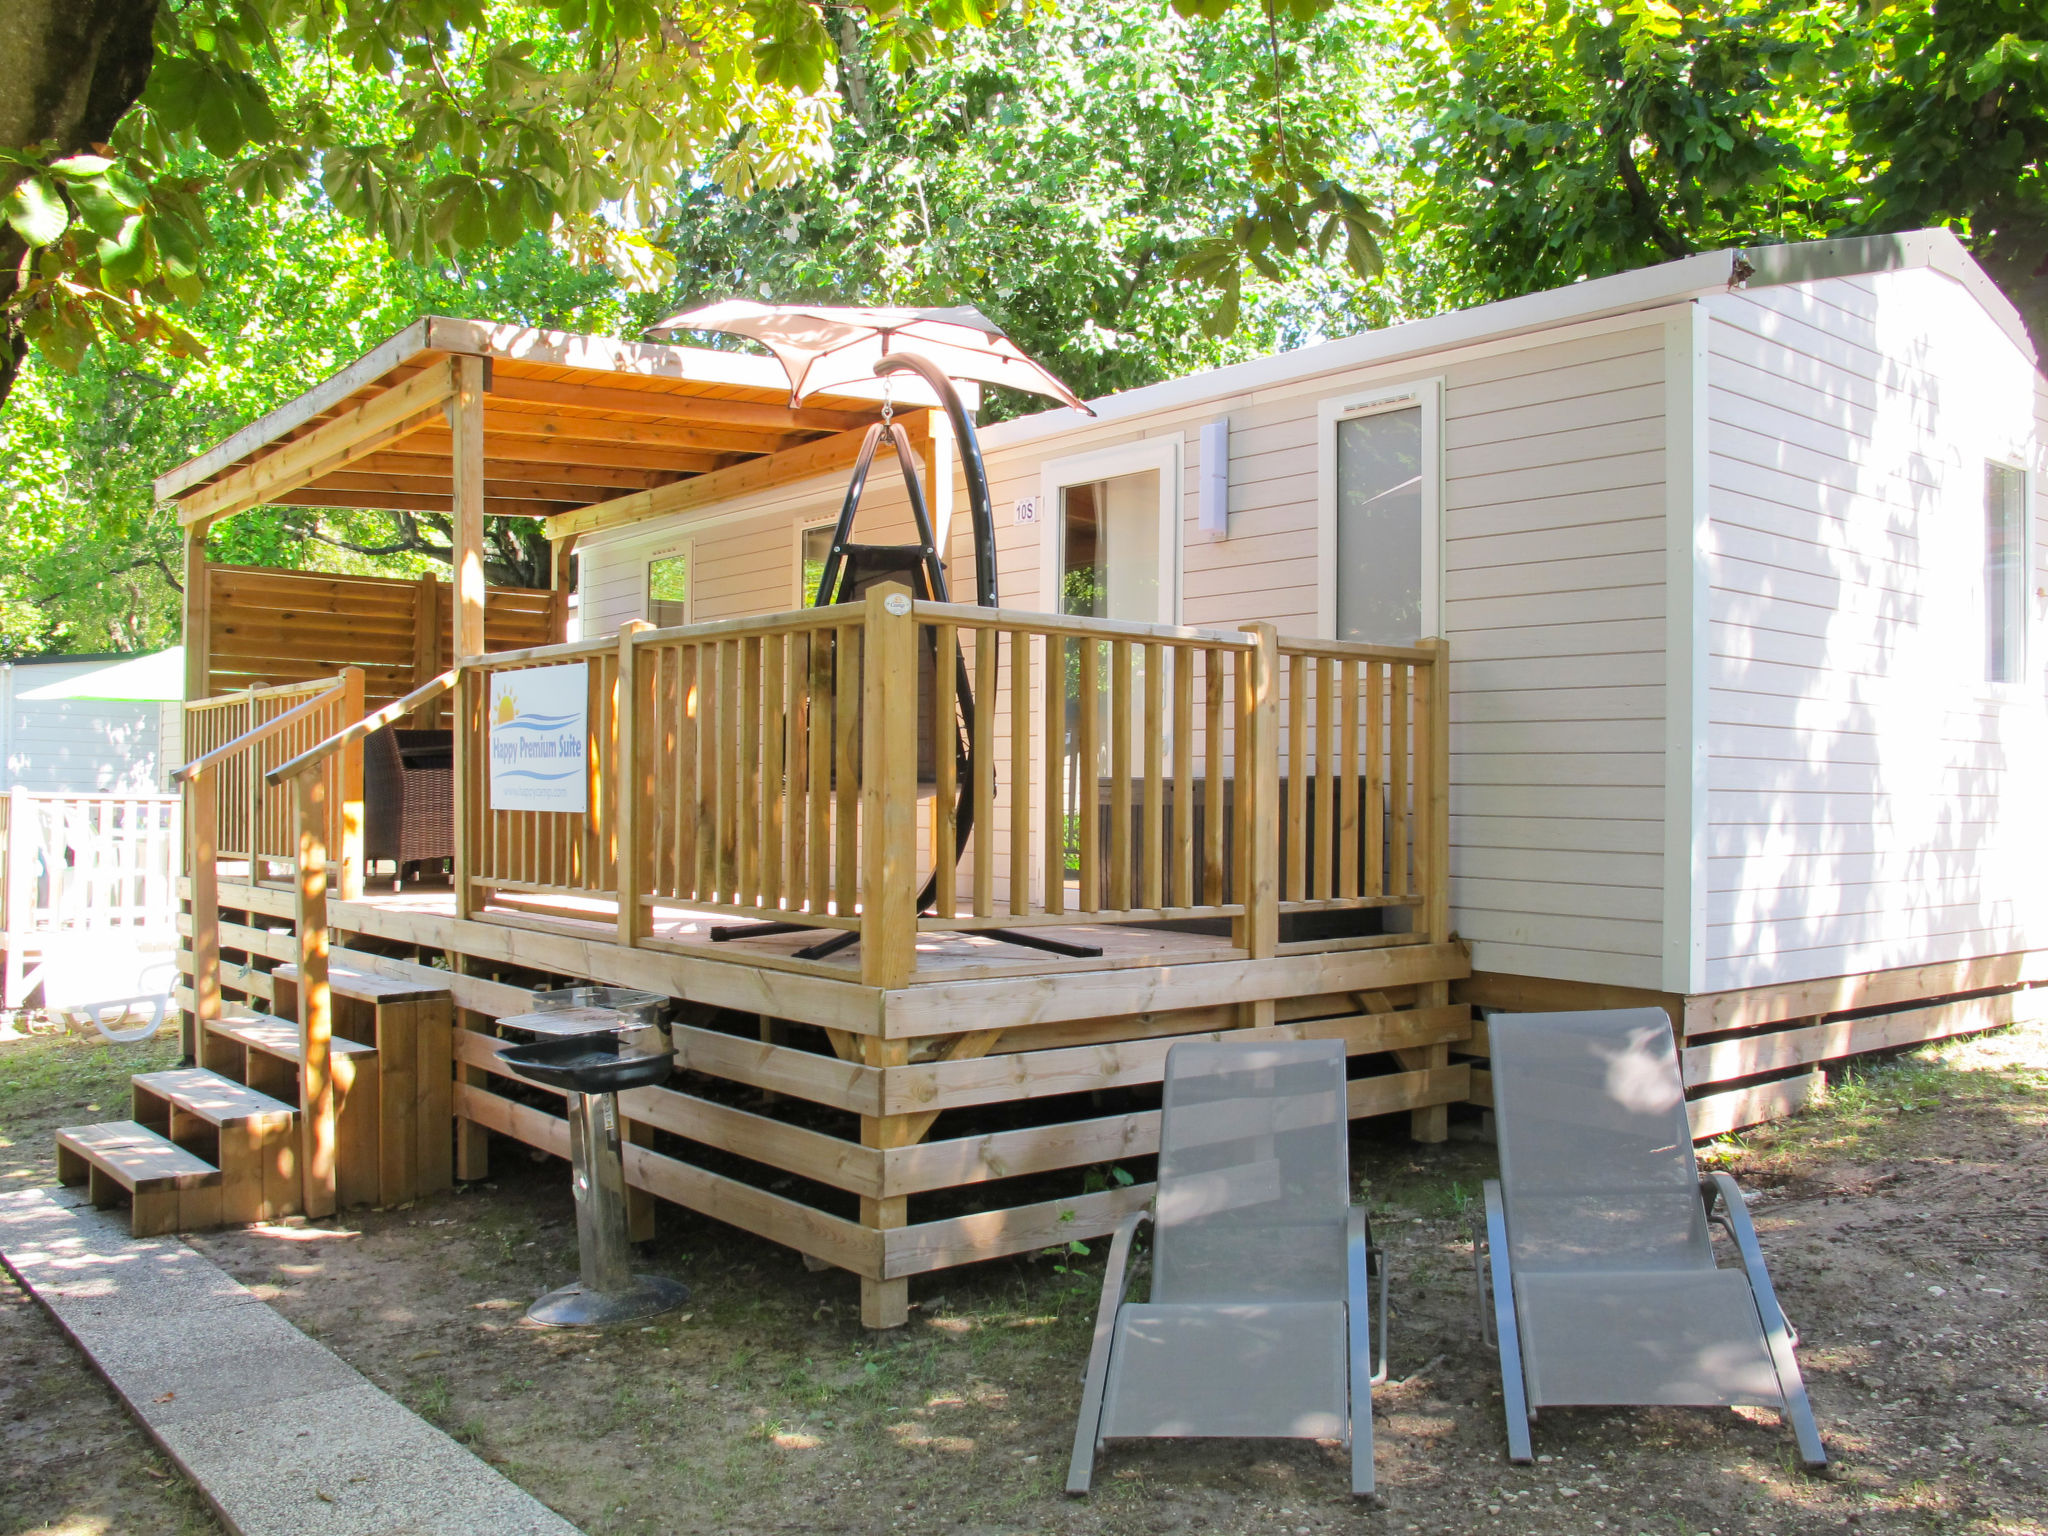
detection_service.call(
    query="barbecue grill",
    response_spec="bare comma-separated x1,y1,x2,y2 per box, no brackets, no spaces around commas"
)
497,989,690,1327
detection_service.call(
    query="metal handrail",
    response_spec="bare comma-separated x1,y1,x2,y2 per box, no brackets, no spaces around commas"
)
266,669,457,786
172,678,348,783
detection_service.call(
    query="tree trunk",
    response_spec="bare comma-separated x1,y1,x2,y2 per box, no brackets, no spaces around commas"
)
0,0,158,413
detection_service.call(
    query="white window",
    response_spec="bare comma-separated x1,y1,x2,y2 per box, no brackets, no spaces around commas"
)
1030,438,1182,906
646,543,689,627
796,518,835,606
1317,381,1441,643
1985,460,2028,685
1037,438,1181,625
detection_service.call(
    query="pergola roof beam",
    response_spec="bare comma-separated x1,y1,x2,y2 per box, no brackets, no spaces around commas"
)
177,363,458,528
349,451,668,493
482,372,873,433
273,489,570,518
474,404,803,457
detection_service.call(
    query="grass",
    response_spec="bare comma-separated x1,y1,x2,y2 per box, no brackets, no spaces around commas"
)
1703,1019,2048,1176
0,1022,186,1186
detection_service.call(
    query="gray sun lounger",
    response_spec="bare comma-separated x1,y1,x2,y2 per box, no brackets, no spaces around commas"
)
1478,1007,1826,1468
1066,1037,1386,1498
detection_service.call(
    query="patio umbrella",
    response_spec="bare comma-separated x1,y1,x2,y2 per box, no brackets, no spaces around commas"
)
646,300,1095,414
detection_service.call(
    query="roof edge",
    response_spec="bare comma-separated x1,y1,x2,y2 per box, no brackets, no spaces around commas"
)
977,248,1739,455
1739,228,2037,366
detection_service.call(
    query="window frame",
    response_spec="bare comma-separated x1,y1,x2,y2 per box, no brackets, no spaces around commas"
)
793,515,837,608
644,538,692,628
1035,436,1183,627
1315,377,1444,644
1981,454,2035,695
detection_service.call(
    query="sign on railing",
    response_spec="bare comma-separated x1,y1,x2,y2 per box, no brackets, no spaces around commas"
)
487,663,589,813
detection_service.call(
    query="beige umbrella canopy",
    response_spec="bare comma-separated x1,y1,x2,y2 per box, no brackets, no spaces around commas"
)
646,300,1094,414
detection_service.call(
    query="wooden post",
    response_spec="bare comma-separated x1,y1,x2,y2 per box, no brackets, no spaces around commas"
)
1418,637,1452,946
856,585,920,1328
1236,624,1280,961
858,584,919,990
412,573,440,717
4,789,33,1011
182,524,211,707
294,769,338,1218
186,771,221,1065
451,954,490,1181
338,667,365,901
860,1033,913,1329
452,668,478,921
450,355,488,661
550,534,578,644
1399,636,1455,1144
614,620,652,947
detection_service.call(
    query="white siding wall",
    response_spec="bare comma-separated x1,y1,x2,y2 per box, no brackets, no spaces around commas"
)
577,318,1679,983
1701,270,2048,990
972,317,1674,986
2,661,168,792
577,475,919,635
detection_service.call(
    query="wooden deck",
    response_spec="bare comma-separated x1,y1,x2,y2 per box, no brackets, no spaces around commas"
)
179,863,1471,1326
170,565,1471,1325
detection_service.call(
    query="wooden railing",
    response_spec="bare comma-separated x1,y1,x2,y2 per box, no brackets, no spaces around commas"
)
449,586,1450,980
1272,636,1448,928
176,668,366,1222
452,632,626,914
184,674,362,871
910,602,1261,933
2,789,181,934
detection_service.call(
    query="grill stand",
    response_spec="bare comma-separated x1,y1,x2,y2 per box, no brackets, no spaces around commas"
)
527,1088,691,1328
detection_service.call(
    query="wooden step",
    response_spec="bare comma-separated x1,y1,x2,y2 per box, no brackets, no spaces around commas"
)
200,1016,383,1211
271,960,454,1206
132,1067,299,1127
209,1012,377,1066
55,1122,223,1237
272,960,450,1005
131,1069,298,1225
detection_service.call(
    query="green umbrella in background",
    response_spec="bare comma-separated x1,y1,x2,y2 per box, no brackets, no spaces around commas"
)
12,647,185,702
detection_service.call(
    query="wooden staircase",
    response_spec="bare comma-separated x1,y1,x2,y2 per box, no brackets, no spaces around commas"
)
57,961,455,1235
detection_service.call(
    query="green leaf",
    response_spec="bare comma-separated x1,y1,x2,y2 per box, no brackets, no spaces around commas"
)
3,177,69,246
194,87,245,158
749,0,832,93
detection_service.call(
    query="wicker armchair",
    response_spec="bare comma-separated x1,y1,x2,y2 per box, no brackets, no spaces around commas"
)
364,728,453,883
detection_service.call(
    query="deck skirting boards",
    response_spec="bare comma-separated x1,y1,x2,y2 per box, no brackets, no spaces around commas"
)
1455,955,2048,1138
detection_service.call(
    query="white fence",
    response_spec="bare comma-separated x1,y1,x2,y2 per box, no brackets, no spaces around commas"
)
1,789,181,1007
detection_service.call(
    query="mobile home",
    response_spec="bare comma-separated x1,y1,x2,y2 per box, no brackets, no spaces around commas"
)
61,229,2042,1326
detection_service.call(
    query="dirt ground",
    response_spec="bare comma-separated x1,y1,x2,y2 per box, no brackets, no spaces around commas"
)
0,1022,222,1536
3,1016,2044,1536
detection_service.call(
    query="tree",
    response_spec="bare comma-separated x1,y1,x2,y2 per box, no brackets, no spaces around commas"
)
1387,0,2048,353
2,0,1431,653
663,0,1433,404
0,184,649,653
0,0,1005,414
1848,0,2048,346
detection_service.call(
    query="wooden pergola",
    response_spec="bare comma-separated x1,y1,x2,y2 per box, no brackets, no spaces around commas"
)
156,316,936,698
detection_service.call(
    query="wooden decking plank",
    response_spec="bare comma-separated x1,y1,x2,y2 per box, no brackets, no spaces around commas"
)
131,1069,298,1127
56,1123,221,1191
1682,987,2048,1087
209,1014,376,1062
273,959,451,1005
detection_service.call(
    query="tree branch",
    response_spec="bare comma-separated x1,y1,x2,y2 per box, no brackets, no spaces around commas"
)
1616,131,1694,261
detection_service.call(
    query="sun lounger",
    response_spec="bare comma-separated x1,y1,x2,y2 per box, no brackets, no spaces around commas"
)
1478,1007,1826,1468
1066,1037,1386,1497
